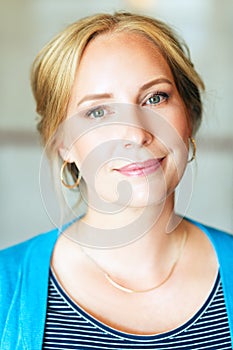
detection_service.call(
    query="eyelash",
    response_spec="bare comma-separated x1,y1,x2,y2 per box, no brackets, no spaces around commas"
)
83,92,169,120
85,105,111,119
142,92,169,107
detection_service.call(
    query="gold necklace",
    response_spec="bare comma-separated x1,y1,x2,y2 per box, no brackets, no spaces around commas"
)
80,230,188,294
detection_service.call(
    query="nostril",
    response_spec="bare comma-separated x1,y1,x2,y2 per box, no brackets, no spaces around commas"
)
144,132,153,145
143,130,154,146
122,126,154,148
124,142,133,149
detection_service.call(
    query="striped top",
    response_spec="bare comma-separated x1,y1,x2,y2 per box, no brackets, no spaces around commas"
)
42,270,232,349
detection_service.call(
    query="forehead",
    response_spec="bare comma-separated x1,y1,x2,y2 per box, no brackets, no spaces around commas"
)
78,31,172,74
88,31,157,50
68,31,175,106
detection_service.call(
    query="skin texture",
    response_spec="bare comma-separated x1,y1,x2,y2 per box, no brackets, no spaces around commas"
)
53,32,218,334
62,32,190,218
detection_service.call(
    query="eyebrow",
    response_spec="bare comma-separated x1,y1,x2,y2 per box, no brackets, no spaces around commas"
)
138,77,173,94
77,93,113,106
76,77,172,106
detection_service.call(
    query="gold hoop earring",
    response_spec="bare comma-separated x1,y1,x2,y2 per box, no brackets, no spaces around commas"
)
60,160,81,189
188,137,196,163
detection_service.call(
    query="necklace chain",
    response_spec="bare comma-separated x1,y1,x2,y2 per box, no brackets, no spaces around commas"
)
80,229,188,294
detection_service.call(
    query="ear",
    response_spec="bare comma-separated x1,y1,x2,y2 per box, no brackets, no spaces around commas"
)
58,144,75,163
186,110,193,137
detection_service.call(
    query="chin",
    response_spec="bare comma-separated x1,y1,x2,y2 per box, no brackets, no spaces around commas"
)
129,192,169,208
87,169,179,211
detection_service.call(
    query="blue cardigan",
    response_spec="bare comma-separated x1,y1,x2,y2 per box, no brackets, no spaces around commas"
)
0,220,233,349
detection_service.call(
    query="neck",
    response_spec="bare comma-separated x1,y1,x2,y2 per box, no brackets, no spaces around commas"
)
81,190,180,229
70,194,187,290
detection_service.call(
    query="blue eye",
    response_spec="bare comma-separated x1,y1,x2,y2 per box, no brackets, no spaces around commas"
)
84,105,116,120
86,106,106,119
148,95,161,104
145,92,169,106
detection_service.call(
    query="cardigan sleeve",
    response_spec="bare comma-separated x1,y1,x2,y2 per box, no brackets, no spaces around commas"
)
0,240,30,349
187,219,233,346
0,230,58,350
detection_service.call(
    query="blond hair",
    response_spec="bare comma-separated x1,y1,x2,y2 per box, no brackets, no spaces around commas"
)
31,12,205,147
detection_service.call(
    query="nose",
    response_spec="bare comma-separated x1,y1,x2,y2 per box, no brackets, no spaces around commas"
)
123,125,153,148
115,103,154,148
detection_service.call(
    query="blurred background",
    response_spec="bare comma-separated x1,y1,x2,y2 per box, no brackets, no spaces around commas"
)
0,0,232,248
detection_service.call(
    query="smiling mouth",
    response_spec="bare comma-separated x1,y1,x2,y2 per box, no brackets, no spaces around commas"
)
114,158,165,177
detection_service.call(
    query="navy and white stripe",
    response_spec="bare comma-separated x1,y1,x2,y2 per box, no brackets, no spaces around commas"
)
43,271,232,349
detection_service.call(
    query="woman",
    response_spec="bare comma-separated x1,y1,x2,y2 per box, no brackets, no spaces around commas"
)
1,12,233,350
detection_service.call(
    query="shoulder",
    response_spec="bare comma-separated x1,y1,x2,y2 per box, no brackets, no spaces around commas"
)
0,228,59,277
186,217,233,240
187,217,233,259
202,222,232,239
0,228,60,342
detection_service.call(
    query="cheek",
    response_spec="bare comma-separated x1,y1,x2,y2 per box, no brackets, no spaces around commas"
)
151,109,189,159
157,107,189,181
162,109,190,148
171,102,190,139
73,138,95,160
177,115,190,139
71,127,115,176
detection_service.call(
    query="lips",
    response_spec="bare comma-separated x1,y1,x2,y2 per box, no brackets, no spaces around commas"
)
114,158,164,177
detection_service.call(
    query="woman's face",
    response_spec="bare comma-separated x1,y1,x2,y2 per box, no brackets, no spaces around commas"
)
62,32,190,209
